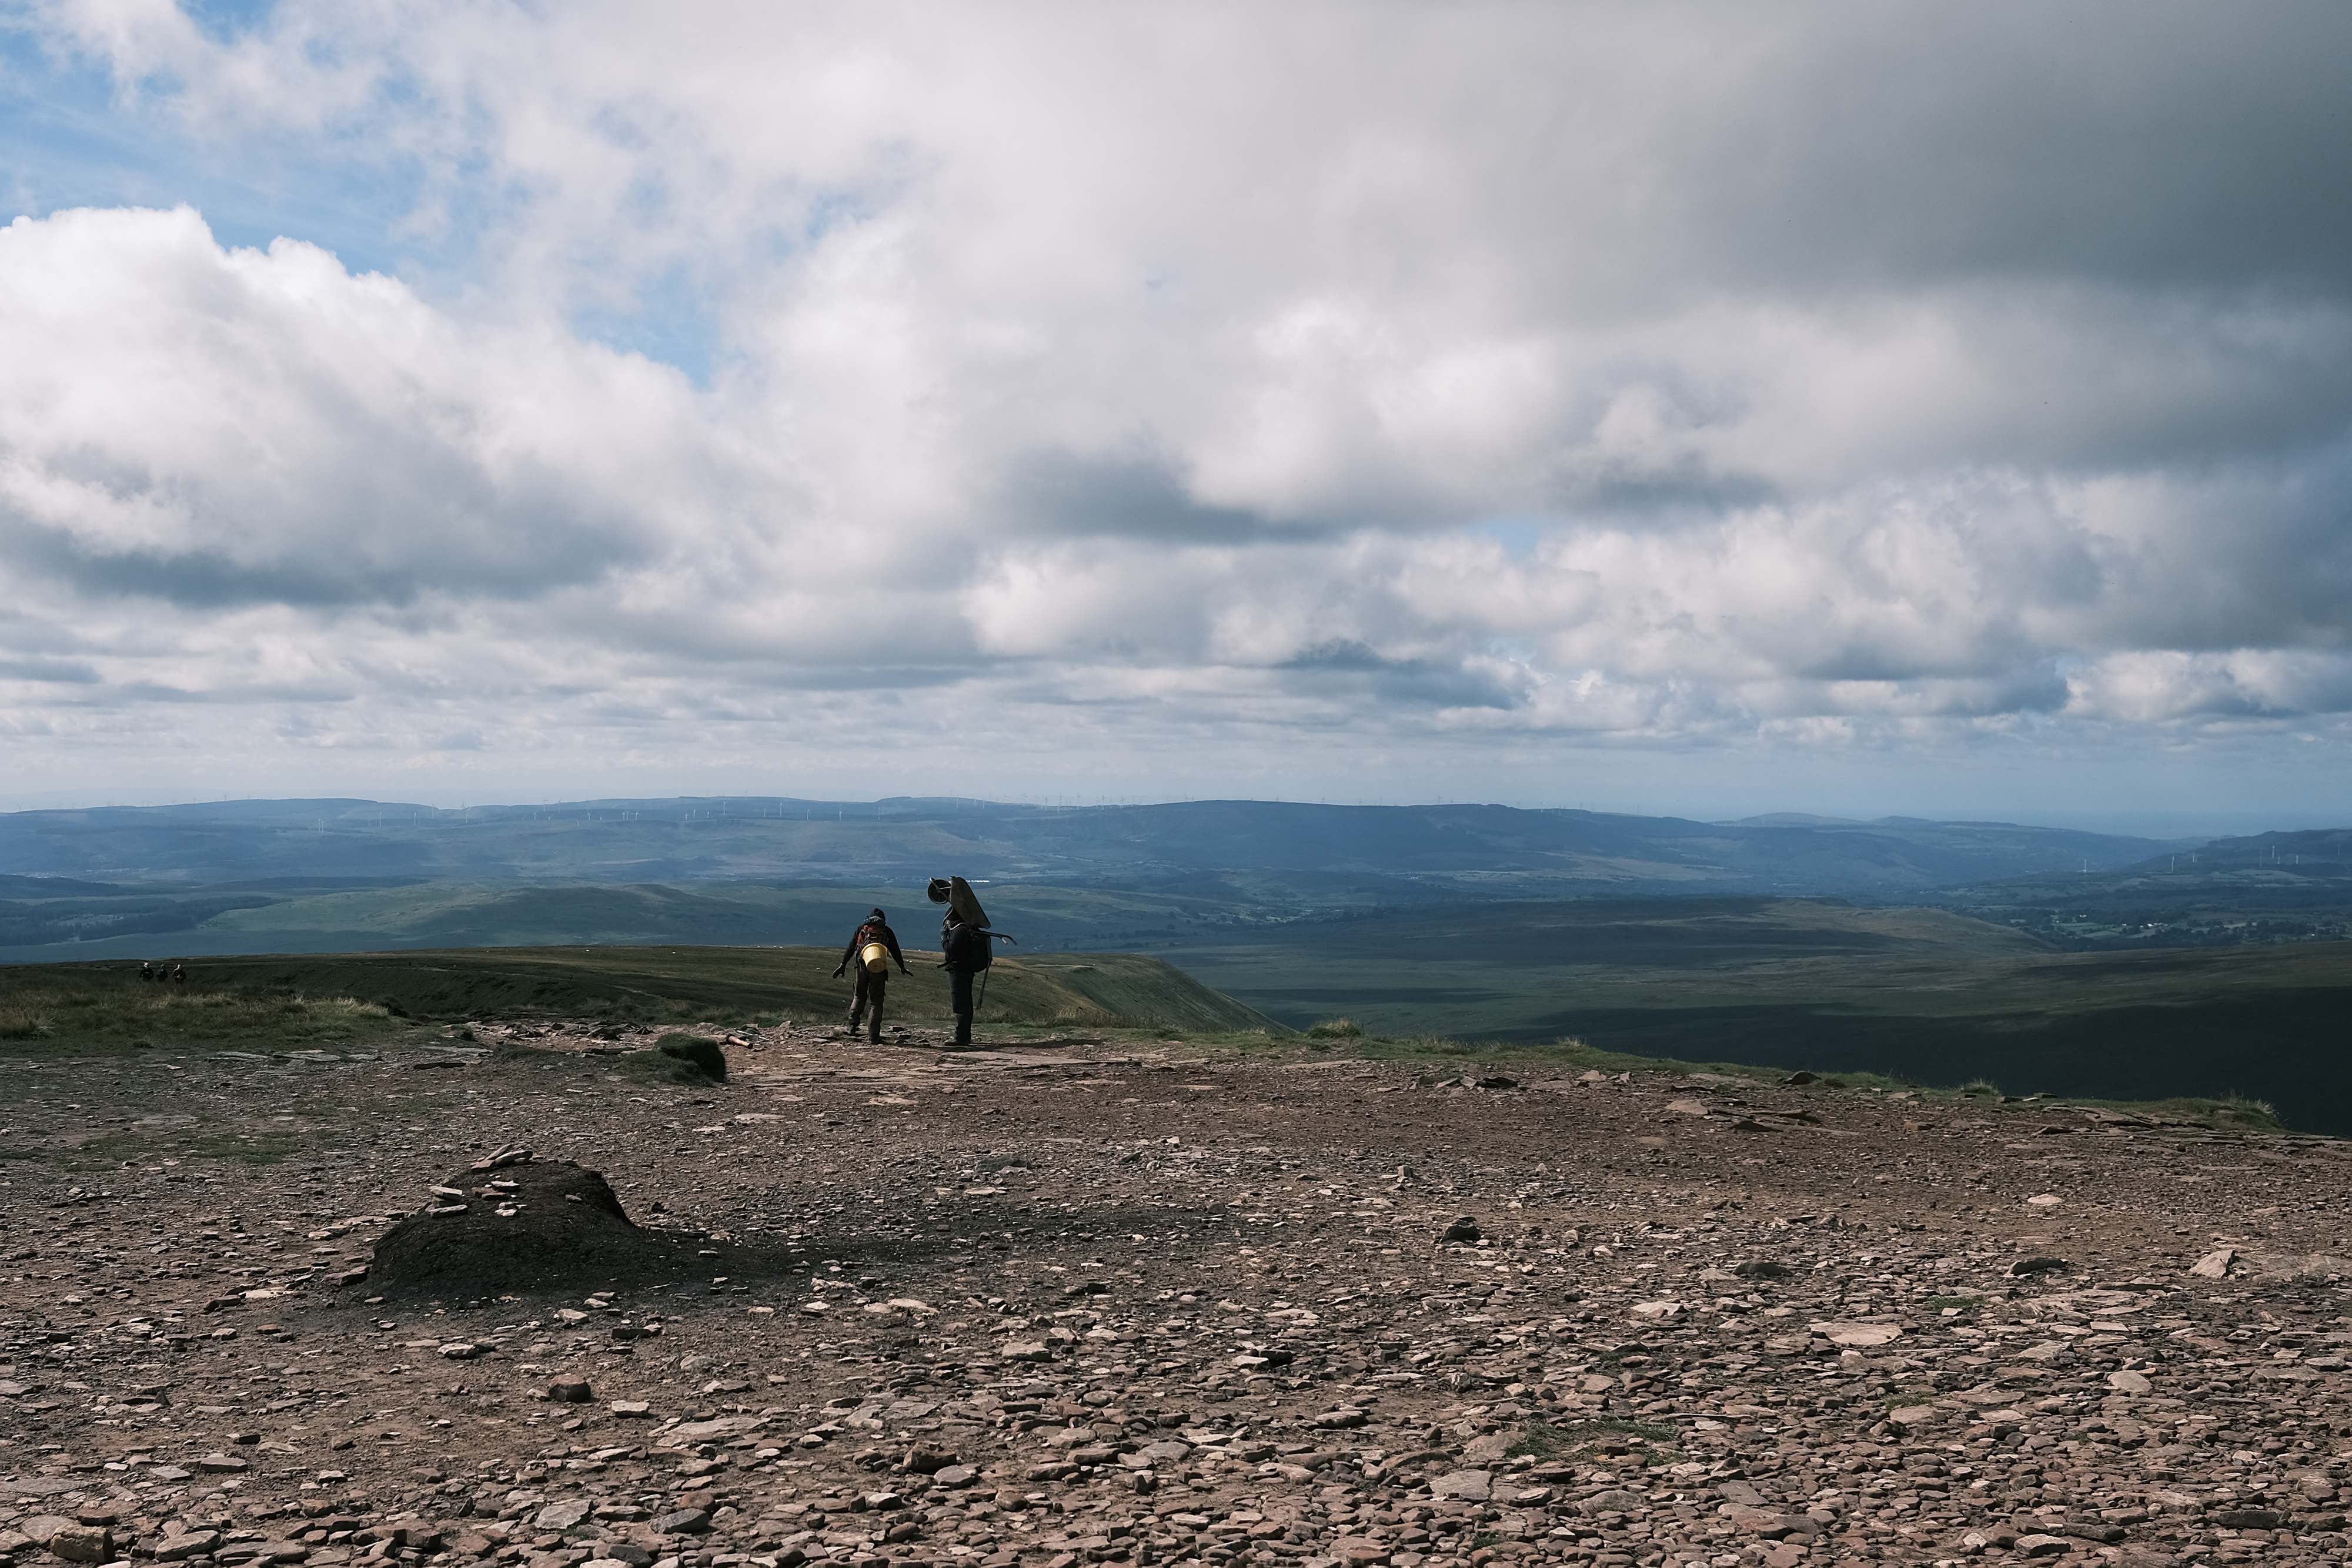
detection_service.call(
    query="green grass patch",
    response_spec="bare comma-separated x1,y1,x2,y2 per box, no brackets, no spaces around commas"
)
0,1000,51,1040
646,1032,727,1084
2211,1093,2282,1128
2,947,1282,1039
0,981,405,1057
1305,1017,1364,1039
175,1131,303,1165
2056,1092,2285,1132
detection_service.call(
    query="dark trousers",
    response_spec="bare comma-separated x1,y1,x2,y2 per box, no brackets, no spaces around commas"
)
949,969,975,1044
848,968,886,1040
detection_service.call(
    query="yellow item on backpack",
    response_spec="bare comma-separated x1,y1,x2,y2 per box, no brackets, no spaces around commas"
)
860,942,890,974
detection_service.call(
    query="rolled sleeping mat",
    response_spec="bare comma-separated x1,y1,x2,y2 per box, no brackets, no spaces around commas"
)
860,941,891,974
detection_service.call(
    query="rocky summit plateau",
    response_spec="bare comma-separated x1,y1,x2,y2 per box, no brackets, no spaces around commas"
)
6,1018,2351,1568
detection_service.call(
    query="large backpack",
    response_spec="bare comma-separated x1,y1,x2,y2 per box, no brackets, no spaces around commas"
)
947,921,993,972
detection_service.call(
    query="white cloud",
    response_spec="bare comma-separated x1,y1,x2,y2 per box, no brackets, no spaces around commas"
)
4,2,2351,806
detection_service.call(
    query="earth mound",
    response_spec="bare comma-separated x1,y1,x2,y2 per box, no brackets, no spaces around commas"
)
366,1151,707,1296
650,1033,727,1082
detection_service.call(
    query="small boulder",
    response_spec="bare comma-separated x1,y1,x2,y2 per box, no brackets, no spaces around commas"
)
1813,1320,1902,1348
2213,1507,2284,1530
536,1500,592,1532
46,1525,113,1564
2189,1246,2237,1279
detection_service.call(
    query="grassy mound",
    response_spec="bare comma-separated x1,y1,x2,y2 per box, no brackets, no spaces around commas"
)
0,984,399,1054
627,1032,727,1084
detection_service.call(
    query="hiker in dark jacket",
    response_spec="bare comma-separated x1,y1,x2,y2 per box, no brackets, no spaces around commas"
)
833,908,910,1042
940,911,990,1048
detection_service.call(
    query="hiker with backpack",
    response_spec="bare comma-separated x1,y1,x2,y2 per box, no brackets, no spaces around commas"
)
832,907,911,1043
940,909,990,1048
926,876,1013,1049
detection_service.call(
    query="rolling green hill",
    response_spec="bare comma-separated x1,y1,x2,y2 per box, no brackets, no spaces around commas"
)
0,794,2207,967
0,944,1283,1051
0,880,1281,965
1935,828,2352,947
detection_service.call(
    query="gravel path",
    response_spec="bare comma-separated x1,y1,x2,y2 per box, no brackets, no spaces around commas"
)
5,1022,2350,1568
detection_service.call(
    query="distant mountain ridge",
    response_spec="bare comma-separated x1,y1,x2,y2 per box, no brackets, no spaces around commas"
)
0,795,2188,897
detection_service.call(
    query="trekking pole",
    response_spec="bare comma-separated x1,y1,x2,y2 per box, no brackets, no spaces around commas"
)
974,930,1012,1014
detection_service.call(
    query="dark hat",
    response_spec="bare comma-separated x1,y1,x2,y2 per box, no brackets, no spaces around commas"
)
870,907,887,920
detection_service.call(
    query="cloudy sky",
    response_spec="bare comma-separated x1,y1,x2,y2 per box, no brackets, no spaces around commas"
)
2,2,2349,828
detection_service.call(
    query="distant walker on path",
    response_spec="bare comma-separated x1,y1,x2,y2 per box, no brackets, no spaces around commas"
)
831,908,910,1043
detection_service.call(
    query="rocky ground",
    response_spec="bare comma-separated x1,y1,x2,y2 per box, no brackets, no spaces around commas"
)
9,1015,2352,1568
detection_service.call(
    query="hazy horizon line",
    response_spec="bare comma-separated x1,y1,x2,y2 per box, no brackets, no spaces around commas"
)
2,790,2344,842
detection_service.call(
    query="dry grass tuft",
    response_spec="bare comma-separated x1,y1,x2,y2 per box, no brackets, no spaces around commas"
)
0,1002,52,1041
